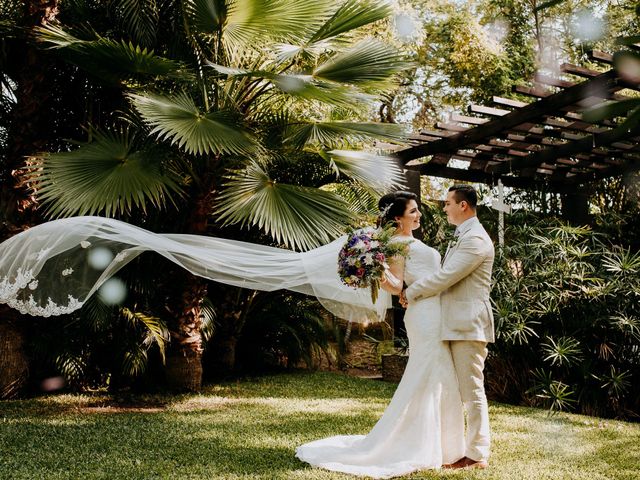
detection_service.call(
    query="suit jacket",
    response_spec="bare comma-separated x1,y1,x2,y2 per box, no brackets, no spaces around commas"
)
405,216,495,342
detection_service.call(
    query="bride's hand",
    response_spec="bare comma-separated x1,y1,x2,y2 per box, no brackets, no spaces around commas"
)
399,290,408,308
382,264,401,289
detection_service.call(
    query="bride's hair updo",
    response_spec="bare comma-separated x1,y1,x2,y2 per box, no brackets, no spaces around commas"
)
377,191,418,227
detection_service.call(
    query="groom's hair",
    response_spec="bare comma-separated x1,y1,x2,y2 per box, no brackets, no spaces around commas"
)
449,184,477,209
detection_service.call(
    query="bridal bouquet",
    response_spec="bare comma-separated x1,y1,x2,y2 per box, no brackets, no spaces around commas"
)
338,225,410,304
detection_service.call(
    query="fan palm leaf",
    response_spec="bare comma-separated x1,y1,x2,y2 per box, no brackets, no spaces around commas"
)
121,307,170,362
222,0,330,50
37,24,193,82
273,41,331,64
184,0,227,34
321,150,405,192
32,129,184,218
121,344,149,377
286,121,408,149
207,64,375,107
313,39,411,88
214,162,355,250
322,182,380,216
309,0,391,43
267,75,377,108
111,0,159,47
272,0,392,63
128,92,260,155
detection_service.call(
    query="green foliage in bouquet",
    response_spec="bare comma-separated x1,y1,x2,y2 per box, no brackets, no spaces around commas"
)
338,223,411,304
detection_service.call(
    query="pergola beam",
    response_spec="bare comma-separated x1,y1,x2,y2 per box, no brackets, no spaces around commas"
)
404,161,588,193
396,63,639,188
394,70,620,162
491,123,640,175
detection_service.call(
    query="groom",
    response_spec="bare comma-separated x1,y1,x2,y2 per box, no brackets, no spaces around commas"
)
400,184,495,469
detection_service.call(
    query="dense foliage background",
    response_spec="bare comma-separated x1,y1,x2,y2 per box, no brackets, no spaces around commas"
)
1,0,639,420
420,194,640,420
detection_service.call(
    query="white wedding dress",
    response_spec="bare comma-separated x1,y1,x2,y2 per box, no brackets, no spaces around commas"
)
296,239,465,478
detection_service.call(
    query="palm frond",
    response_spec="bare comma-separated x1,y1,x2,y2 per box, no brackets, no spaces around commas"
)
129,92,260,155
321,150,405,192
272,0,393,65
31,129,184,218
111,0,159,47
322,182,380,216
214,162,355,250
313,39,412,88
200,297,216,343
602,247,640,273
207,63,376,108
55,353,85,382
309,0,391,43
81,295,114,332
121,307,170,363
37,24,193,81
36,23,85,48
273,41,331,63
121,344,149,377
286,121,408,149
184,0,227,33
223,0,330,48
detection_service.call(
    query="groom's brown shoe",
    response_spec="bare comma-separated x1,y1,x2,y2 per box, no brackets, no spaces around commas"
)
443,456,488,470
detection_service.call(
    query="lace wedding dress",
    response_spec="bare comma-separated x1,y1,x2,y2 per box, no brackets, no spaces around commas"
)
296,239,465,478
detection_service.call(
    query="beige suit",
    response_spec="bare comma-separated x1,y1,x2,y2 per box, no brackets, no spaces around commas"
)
405,216,495,462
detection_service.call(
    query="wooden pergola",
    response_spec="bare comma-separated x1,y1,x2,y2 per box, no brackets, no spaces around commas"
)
394,50,640,218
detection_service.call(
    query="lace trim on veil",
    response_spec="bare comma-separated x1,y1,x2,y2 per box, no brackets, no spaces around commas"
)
0,217,391,322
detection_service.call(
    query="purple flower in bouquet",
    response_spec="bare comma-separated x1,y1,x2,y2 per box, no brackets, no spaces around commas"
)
337,226,410,304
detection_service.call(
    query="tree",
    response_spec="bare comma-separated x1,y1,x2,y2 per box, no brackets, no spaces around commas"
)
0,0,61,399
16,0,410,390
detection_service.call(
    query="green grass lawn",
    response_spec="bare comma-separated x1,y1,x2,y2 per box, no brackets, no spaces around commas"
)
0,371,638,479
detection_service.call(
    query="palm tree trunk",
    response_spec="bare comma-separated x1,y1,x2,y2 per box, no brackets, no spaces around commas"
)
165,274,207,391
0,0,59,400
208,287,258,374
163,187,214,391
1,1,59,228
0,307,29,399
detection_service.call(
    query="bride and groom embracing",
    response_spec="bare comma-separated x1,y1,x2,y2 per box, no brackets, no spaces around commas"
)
296,184,496,478
0,182,493,479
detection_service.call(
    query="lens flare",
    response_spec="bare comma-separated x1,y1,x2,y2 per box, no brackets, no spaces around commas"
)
394,13,416,41
88,247,114,270
98,277,127,305
573,10,604,42
40,376,65,392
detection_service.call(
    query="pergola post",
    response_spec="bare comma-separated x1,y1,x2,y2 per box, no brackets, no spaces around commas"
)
404,169,422,204
561,189,591,226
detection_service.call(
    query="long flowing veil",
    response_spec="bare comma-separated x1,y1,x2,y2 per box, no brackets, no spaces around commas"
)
0,216,390,322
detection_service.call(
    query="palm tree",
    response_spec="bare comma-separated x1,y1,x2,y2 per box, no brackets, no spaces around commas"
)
24,0,410,390
0,0,61,398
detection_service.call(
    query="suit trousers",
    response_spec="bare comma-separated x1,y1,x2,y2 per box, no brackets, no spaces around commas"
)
449,340,490,462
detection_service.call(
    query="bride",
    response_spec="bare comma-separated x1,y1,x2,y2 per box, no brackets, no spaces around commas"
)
0,190,463,478
295,191,465,478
